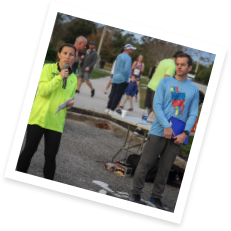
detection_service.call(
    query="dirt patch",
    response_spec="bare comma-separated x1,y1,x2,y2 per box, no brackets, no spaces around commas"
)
96,123,110,130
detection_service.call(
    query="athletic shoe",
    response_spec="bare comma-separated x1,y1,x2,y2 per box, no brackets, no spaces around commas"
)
145,133,149,141
149,198,168,211
128,108,133,111
91,89,95,97
104,108,110,114
115,109,122,114
108,110,114,116
120,106,124,109
134,128,143,136
130,194,141,204
76,90,80,93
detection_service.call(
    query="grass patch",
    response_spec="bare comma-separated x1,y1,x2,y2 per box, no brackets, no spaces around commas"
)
178,106,202,159
76,65,109,79
103,66,112,72
179,136,194,155
90,68,110,79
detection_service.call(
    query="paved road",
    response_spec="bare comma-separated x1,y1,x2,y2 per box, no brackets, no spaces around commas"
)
73,76,144,118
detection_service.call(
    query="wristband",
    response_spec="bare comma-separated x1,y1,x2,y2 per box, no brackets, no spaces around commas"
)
183,130,189,136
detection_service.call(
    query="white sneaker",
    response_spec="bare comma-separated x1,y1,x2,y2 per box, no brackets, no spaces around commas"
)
108,110,114,116
104,108,110,114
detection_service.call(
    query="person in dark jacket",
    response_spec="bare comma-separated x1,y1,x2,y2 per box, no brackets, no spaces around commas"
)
120,75,138,111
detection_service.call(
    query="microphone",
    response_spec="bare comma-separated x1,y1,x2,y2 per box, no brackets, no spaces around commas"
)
62,64,69,89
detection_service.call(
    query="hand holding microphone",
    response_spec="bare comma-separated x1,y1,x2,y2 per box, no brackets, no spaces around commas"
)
61,64,69,89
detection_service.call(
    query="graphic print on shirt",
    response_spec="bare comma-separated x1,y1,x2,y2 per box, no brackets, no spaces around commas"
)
171,87,186,115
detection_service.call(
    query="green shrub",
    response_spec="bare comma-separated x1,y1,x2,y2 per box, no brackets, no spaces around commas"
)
45,47,57,63
143,65,150,76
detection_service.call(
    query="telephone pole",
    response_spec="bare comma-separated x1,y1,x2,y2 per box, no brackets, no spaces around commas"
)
208,53,212,67
95,25,107,68
195,50,202,75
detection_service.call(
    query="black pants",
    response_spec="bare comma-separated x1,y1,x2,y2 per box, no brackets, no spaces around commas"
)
107,82,128,110
16,124,62,180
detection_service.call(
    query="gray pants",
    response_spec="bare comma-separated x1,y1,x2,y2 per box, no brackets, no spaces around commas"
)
132,135,180,199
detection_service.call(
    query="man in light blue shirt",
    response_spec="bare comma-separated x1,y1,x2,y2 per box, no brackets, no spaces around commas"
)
105,44,136,115
131,53,199,210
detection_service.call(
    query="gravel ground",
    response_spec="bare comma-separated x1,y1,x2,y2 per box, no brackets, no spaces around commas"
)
25,119,180,213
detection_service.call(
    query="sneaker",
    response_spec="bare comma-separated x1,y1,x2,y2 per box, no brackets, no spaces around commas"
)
120,106,124,109
108,110,114,116
134,128,143,136
145,133,149,141
76,90,80,93
128,108,133,111
115,109,122,114
149,198,168,211
130,194,141,204
91,89,95,97
104,108,110,114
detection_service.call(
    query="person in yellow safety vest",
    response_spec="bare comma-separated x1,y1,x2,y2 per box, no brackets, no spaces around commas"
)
16,43,78,180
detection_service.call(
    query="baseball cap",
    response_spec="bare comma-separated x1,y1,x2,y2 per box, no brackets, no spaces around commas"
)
89,41,96,45
124,44,136,50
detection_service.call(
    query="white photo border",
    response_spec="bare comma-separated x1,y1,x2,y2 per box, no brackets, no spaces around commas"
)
4,1,226,224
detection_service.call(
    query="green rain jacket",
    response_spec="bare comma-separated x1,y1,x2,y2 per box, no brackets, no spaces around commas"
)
28,63,77,133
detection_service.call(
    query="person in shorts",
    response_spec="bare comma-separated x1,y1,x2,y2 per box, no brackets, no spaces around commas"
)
131,55,144,102
76,41,98,97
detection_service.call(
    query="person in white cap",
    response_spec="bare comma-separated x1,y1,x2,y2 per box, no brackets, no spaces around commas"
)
105,44,136,115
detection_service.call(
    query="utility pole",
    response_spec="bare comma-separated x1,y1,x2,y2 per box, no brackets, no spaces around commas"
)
195,50,202,75
208,53,212,67
95,25,107,68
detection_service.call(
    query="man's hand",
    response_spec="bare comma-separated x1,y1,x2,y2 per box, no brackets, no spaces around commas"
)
173,132,188,145
66,100,75,108
85,67,90,72
164,127,175,139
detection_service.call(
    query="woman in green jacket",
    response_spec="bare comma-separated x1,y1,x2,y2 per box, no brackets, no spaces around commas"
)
16,43,78,180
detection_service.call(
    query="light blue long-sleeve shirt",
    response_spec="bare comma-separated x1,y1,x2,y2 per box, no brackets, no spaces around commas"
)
112,53,132,84
149,76,199,137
